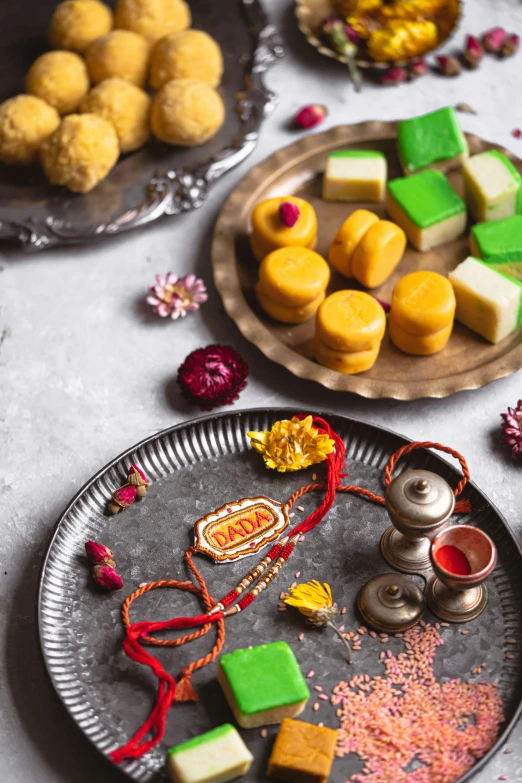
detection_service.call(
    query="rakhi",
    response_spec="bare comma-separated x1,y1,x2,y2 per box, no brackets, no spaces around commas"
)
110,414,471,764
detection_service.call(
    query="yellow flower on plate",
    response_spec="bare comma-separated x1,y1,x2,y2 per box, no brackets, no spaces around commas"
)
285,580,334,617
248,415,335,473
284,580,352,663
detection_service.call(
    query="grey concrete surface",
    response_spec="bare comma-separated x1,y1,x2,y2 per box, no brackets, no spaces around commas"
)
1,0,522,781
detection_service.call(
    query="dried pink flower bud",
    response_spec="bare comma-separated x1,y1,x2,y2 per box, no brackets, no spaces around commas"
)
501,399,522,459
502,33,520,57
127,463,150,488
381,66,407,86
279,202,300,227
513,128,522,139
436,55,461,76
463,35,483,68
85,540,114,565
108,484,137,515
482,27,507,54
294,104,327,130
408,59,426,79
344,24,359,45
92,564,123,591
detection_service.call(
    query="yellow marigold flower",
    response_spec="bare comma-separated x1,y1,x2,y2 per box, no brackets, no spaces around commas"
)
284,580,333,617
248,415,335,473
368,19,438,61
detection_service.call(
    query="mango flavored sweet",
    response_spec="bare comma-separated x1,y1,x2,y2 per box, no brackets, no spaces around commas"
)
256,284,325,324
256,246,330,324
250,197,317,263
351,220,406,288
389,271,456,355
328,209,406,288
267,718,338,783
314,290,386,374
328,210,379,278
316,290,386,352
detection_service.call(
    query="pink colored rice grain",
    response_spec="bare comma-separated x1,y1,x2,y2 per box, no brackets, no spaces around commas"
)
332,622,504,783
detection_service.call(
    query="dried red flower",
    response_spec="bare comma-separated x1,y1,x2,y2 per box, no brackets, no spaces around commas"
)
374,298,391,313
502,33,520,57
177,344,249,411
463,35,483,68
482,27,507,54
381,66,407,85
108,484,137,515
501,399,522,459
436,55,461,76
294,105,327,130
92,564,123,591
279,202,300,227
127,464,151,497
85,541,115,565
512,129,522,139
408,59,426,79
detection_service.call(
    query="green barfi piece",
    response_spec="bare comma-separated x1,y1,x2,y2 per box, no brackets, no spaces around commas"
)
398,107,467,173
328,150,386,160
388,170,466,229
219,642,309,716
487,150,522,213
471,215,522,268
168,725,235,756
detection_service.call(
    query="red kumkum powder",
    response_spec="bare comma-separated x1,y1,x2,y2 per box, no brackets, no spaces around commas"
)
435,544,472,576
332,623,504,783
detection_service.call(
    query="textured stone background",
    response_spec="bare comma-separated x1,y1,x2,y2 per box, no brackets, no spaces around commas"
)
1,0,522,781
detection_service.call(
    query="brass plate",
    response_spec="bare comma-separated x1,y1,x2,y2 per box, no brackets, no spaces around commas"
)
294,0,461,69
211,122,522,400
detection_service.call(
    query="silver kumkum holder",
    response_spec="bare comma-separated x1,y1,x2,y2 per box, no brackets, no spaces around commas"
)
380,469,456,575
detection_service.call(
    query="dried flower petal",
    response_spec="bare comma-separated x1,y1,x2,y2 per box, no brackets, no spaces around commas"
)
85,541,114,565
146,272,207,320
455,103,477,115
436,55,461,76
408,58,426,79
294,104,327,130
501,399,522,459
285,580,351,663
110,484,137,514
482,27,507,53
464,35,483,68
93,564,123,591
279,201,300,227
248,415,335,472
513,129,522,139
177,344,249,411
502,33,520,57
374,297,391,313
127,463,150,488
381,66,407,85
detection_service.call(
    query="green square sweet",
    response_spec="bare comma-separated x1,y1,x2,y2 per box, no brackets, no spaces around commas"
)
219,641,309,716
471,215,522,280
328,150,386,161
487,151,522,213
398,107,467,174
387,169,466,229
167,725,235,756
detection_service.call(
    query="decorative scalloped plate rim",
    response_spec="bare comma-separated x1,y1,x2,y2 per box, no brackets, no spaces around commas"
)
211,122,522,401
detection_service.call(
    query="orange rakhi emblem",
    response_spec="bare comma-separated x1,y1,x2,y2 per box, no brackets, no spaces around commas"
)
194,496,289,563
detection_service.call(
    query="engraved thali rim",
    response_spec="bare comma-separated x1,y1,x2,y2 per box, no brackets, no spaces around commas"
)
37,406,522,781
294,0,463,70
211,121,522,401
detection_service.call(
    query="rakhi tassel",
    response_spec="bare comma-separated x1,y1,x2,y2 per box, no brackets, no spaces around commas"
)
109,613,222,763
174,671,198,702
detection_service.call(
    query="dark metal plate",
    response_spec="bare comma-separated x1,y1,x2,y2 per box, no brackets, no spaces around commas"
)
0,0,283,250
38,409,522,782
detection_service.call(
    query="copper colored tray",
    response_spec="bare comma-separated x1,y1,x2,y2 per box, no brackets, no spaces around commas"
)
212,122,522,400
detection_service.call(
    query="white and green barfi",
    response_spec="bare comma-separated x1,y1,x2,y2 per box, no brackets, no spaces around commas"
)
462,150,522,222
386,169,467,252
167,724,253,783
449,256,522,343
470,215,522,280
323,149,387,202
397,106,469,176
